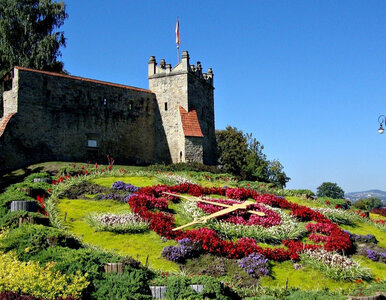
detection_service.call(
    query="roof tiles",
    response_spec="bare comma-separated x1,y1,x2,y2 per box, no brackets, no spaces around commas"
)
179,106,204,138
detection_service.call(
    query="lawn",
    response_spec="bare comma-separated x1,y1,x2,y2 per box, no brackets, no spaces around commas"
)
56,199,179,272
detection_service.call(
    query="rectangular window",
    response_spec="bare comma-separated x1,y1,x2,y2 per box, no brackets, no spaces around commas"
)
87,140,97,148
164,102,168,111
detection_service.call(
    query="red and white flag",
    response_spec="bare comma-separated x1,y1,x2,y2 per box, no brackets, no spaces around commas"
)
175,18,181,47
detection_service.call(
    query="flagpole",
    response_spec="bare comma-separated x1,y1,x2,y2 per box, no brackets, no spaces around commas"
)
176,17,181,63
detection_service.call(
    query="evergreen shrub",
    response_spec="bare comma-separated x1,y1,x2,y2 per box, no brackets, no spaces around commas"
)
0,224,81,260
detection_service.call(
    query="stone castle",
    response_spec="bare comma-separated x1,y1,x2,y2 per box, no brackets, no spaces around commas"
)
0,51,217,173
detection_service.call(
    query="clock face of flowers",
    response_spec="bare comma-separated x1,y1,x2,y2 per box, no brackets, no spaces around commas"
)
128,183,351,261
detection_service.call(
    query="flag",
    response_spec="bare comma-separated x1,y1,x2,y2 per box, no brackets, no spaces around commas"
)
175,18,180,47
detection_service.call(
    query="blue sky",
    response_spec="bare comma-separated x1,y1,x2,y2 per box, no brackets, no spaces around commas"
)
60,0,385,193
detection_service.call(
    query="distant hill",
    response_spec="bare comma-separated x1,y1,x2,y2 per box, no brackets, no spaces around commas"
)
345,189,386,204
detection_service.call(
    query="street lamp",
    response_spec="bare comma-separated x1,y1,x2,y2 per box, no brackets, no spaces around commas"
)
378,115,385,134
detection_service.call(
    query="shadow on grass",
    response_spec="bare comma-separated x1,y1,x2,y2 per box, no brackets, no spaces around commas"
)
0,166,44,193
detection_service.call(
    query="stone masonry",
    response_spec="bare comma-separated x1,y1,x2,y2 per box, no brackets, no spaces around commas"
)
148,51,217,165
0,51,216,172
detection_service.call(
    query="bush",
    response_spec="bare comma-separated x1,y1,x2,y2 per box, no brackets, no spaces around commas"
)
92,269,152,300
29,246,147,297
191,276,236,300
164,276,198,300
353,197,383,211
285,290,344,300
0,190,35,216
0,224,81,260
0,211,49,230
59,182,109,199
0,251,89,299
24,172,51,183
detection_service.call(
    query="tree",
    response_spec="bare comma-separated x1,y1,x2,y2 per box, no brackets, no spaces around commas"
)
0,0,67,76
216,126,290,187
216,126,248,177
316,182,345,199
353,197,382,211
267,160,291,189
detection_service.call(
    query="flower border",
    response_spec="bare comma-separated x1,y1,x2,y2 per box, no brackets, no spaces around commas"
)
128,183,351,261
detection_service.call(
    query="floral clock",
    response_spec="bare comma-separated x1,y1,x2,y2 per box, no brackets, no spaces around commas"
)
128,183,351,262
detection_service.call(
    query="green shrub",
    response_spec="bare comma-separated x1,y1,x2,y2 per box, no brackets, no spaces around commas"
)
24,172,51,182
191,275,234,300
0,190,35,218
0,251,89,299
285,290,344,300
7,181,51,195
165,276,198,300
0,224,81,260
30,246,145,297
0,211,48,229
92,269,152,300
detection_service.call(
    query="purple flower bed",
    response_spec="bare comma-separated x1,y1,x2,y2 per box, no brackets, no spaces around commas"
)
344,231,378,244
112,181,139,192
161,238,202,263
365,249,386,263
239,253,269,278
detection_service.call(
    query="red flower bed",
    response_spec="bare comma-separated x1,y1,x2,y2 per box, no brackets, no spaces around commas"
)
128,183,351,261
196,198,282,227
371,208,386,218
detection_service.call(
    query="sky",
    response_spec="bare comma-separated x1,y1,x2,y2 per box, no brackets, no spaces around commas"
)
60,0,385,193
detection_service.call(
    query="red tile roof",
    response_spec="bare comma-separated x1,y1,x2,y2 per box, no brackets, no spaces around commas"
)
0,113,15,137
14,66,154,94
179,106,204,138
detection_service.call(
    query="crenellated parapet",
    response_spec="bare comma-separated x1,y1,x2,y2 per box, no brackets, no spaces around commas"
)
148,51,213,86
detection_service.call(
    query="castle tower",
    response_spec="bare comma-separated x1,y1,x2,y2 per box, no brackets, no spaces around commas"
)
148,51,217,165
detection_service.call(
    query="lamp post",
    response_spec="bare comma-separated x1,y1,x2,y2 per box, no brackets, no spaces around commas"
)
378,115,385,134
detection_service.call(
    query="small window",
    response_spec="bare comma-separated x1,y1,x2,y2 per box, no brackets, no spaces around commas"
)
88,140,97,148
4,80,12,91
103,99,107,106
129,103,132,110
164,102,168,111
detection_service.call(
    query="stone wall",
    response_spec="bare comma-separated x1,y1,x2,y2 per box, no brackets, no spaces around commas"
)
187,73,217,165
0,67,170,173
185,137,203,163
148,64,188,163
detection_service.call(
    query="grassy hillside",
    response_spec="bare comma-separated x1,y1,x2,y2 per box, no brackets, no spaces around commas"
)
0,162,385,299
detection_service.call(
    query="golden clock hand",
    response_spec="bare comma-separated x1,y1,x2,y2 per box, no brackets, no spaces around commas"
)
163,192,231,208
173,206,240,231
248,210,266,216
173,219,203,231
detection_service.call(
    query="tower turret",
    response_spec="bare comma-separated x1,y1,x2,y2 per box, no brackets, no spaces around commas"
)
148,51,216,165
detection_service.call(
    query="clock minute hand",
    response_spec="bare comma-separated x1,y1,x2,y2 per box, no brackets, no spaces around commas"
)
163,192,231,208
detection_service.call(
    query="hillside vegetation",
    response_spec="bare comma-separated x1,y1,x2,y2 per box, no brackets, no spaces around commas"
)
0,162,384,299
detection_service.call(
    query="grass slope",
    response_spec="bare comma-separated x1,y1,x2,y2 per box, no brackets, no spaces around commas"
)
57,199,179,272
53,173,386,291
